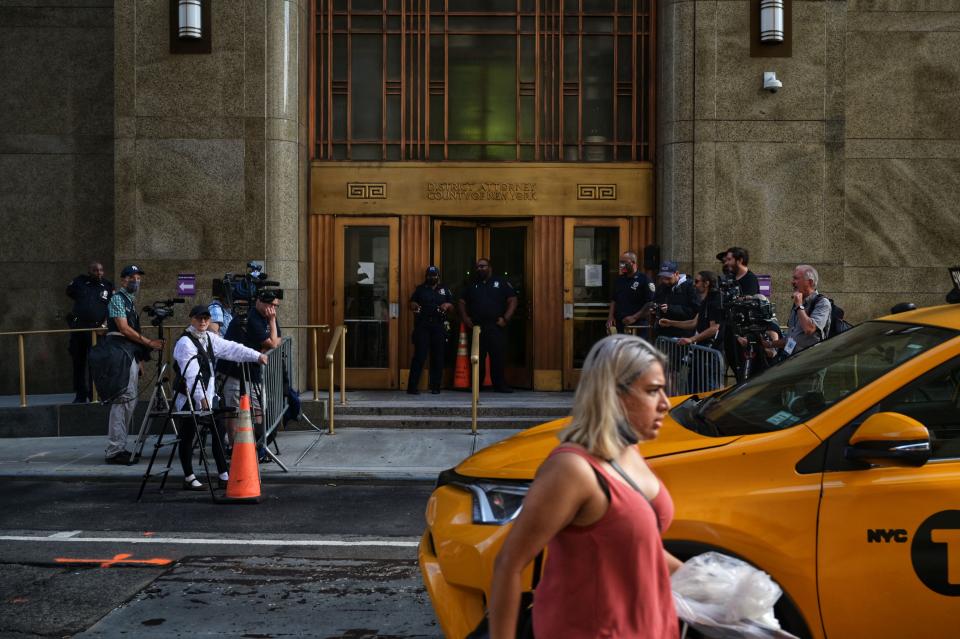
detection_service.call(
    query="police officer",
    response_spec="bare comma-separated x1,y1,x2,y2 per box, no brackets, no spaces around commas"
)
104,265,164,464
66,261,113,403
407,266,454,395
605,251,654,334
458,258,518,393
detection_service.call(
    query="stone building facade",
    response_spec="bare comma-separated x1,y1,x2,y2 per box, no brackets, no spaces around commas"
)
1,0,957,393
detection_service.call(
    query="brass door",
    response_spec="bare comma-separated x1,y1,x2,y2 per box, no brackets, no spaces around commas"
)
563,217,630,390
334,217,401,388
434,219,534,389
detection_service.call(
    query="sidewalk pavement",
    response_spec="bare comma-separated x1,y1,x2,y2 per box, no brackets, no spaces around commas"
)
0,428,523,484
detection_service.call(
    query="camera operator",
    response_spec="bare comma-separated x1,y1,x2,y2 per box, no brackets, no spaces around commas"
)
104,265,164,465
658,270,722,348
217,290,282,453
66,261,113,403
173,305,267,491
606,251,655,334
653,260,698,339
407,266,453,395
717,247,760,296
207,293,233,336
768,265,831,358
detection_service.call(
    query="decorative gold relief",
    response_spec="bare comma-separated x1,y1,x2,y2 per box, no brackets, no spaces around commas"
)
577,184,617,200
347,183,387,199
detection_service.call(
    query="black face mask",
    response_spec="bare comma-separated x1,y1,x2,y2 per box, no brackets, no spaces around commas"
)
427,276,439,286
474,271,487,282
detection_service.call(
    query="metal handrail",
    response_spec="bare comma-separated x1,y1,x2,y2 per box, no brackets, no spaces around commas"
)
470,325,481,434
0,327,107,407
324,324,347,434
2,322,337,410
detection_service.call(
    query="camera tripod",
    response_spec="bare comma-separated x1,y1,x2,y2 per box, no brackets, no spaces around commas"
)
136,354,224,503
735,328,776,382
130,318,176,462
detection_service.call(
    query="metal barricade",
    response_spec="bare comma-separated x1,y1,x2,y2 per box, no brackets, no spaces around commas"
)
259,336,293,470
654,336,726,396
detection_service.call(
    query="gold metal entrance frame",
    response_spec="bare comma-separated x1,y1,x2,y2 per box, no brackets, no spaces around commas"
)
310,161,654,217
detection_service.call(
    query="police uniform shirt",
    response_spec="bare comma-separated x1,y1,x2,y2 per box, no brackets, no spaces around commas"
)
67,275,114,326
462,277,517,324
612,272,654,321
411,283,453,325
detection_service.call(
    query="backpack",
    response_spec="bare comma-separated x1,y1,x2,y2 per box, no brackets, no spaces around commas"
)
812,294,852,339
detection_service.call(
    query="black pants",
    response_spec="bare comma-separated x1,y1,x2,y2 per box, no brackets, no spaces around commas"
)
68,330,93,400
478,323,507,389
408,322,446,391
177,415,228,477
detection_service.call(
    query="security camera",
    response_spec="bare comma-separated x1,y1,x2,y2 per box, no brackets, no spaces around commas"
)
763,71,782,93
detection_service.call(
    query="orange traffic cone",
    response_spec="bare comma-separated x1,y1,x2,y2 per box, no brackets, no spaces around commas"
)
453,323,470,389
483,354,493,387
224,395,261,503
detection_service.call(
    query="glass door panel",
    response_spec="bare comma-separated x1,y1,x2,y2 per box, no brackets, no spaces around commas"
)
563,217,629,390
335,217,399,388
488,223,532,388
572,226,620,369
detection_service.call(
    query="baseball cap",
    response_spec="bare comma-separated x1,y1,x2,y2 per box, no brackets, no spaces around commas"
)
120,264,145,277
189,304,212,318
658,260,679,277
716,251,728,261
426,266,440,276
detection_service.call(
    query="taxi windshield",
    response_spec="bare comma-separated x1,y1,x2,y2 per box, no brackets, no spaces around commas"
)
694,321,957,436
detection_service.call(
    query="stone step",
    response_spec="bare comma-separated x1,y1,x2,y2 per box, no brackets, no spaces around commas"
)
325,414,551,430
325,404,569,418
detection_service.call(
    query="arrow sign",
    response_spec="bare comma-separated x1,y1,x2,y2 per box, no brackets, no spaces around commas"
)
177,273,196,297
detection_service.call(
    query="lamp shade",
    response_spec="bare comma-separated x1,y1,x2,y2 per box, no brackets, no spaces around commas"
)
178,0,202,39
759,0,784,43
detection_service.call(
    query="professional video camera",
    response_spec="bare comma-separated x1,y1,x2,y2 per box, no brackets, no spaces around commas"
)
724,296,775,337
213,261,283,319
142,298,185,327
718,275,742,308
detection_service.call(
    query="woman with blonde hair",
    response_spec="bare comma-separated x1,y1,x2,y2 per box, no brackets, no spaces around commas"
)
489,334,681,638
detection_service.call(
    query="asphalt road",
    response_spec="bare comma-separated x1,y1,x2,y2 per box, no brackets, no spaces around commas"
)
0,480,441,638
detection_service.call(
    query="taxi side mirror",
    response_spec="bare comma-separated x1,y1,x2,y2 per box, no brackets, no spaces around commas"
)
844,412,931,468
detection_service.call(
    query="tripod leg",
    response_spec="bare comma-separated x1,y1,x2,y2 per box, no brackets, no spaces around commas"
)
137,410,178,502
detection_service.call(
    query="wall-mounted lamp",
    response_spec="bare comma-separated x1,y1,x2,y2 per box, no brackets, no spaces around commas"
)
760,0,785,43
178,0,202,39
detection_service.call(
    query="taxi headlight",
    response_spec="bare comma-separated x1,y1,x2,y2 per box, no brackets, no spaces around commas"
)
436,469,531,525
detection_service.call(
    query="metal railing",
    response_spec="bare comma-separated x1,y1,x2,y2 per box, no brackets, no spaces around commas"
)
260,336,293,458
470,325,481,434
324,325,347,434
655,336,726,396
1,322,346,411
0,327,107,407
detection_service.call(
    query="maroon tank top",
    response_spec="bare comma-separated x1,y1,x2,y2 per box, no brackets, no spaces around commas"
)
532,445,678,638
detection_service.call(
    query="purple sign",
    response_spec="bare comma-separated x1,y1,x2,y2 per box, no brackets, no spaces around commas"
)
758,274,772,298
177,273,196,297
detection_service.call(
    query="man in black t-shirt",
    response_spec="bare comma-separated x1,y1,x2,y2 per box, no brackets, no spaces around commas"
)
717,246,759,296
218,292,282,448
606,251,654,334
458,258,518,393
408,266,454,394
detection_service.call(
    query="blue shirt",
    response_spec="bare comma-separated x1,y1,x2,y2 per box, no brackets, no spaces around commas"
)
208,301,233,336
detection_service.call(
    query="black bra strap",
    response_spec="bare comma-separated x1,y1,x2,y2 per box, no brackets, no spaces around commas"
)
607,458,661,532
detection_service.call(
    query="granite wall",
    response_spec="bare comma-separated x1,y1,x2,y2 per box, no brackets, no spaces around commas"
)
0,0,115,394
114,0,310,379
658,0,960,323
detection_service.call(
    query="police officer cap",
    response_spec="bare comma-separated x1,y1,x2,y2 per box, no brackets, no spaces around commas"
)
189,304,212,318
425,265,440,276
120,264,145,277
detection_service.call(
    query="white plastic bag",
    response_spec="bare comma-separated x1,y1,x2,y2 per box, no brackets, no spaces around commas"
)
671,552,799,639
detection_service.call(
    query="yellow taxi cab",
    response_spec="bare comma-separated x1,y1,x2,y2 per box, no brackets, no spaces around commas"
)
419,304,960,639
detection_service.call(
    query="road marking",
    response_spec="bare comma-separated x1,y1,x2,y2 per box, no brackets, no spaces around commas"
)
0,535,420,548
48,531,82,539
56,553,173,568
